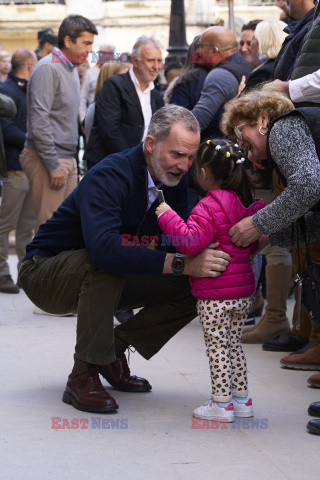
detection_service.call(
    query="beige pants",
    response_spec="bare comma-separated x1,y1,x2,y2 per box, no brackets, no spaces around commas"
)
20,147,77,231
0,170,36,276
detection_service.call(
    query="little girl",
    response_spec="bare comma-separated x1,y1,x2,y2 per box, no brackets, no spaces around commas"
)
155,139,266,422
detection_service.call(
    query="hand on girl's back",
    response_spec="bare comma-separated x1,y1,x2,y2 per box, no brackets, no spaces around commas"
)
184,242,231,278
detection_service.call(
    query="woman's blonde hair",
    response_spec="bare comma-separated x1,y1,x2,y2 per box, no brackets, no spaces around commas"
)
254,20,288,60
0,51,11,62
94,62,131,99
220,89,294,138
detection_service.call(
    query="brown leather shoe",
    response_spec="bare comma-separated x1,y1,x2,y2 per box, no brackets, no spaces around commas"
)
308,372,320,388
63,365,119,412
96,349,152,392
280,344,320,371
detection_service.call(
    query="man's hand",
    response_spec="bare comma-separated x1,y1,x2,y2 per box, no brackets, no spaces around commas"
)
263,79,290,98
50,168,65,190
155,202,172,217
229,216,261,247
184,242,230,278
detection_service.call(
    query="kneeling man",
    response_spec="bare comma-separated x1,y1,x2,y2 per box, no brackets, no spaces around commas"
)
19,105,230,413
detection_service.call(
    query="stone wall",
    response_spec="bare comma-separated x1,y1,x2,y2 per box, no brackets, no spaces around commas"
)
0,0,281,53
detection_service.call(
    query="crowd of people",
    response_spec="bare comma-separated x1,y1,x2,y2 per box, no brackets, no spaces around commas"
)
1,0,320,436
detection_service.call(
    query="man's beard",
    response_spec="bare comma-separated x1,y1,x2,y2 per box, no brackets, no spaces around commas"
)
149,149,183,187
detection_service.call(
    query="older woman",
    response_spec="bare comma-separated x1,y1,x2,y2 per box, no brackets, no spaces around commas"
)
221,89,320,248
0,51,11,83
221,89,320,357
222,87,320,439
243,20,288,92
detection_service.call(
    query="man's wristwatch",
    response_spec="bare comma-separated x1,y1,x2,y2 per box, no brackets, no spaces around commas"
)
171,253,184,275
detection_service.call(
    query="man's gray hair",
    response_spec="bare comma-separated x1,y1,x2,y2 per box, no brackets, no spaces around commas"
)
147,105,200,142
132,35,162,59
99,43,116,53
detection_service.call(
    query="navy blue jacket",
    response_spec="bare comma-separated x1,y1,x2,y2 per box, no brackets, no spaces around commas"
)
273,8,315,81
0,73,27,170
25,143,189,275
169,69,207,110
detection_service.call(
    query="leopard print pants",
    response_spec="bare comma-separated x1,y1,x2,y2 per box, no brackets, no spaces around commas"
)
197,298,251,402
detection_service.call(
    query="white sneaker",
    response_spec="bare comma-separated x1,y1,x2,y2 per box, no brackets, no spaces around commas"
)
233,397,254,417
193,399,235,422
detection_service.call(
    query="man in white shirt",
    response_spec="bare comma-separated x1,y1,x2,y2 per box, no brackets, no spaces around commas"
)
79,43,115,123
264,71,320,103
83,35,164,171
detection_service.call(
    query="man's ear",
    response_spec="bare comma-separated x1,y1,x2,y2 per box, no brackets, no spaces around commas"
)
63,35,72,49
144,135,156,155
131,55,138,69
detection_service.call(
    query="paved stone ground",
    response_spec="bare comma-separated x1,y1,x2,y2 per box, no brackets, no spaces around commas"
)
1,255,319,480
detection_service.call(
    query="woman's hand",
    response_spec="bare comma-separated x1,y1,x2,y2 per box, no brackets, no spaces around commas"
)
155,202,172,217
229,216,261,247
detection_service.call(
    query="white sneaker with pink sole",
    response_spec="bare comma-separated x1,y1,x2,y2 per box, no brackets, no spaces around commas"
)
233,397,254,417
193,399,235,422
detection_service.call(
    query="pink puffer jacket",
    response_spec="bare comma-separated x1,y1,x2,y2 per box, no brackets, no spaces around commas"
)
158,190,265,300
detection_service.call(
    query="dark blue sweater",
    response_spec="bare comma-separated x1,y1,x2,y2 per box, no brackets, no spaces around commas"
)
25,143,189,275
0,73,27,170
169,69,207,110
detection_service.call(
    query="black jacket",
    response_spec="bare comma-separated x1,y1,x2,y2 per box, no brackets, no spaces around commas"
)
0,91,17,177
243,59,276,93
0,73,27,171
272,8,315,81
84,71,164,170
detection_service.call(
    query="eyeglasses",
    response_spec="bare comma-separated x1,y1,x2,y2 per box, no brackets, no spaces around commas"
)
197,42,215,49
234,123,247,140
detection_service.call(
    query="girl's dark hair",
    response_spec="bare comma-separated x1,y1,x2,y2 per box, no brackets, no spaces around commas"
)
194,138,257,207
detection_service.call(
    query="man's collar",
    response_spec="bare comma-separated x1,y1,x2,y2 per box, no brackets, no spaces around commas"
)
9,72,27,91
129,67,154,92
147,170,163,190
52,47,76,69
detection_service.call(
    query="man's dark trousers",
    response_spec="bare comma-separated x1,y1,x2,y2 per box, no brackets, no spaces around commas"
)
19,249,197,364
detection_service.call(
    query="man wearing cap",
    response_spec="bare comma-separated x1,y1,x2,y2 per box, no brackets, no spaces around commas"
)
36,31,58,61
